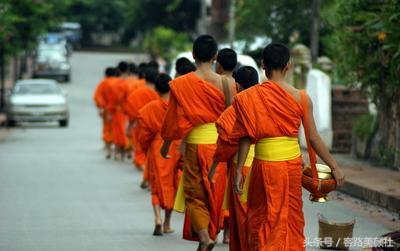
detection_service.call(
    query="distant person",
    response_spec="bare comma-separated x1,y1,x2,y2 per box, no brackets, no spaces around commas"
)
108,61,131,160
231,43,345,251
174,57,192,78
214,47,239,242
123,66,160,188
176,61,196,77
136,73,181,236
93,67,118,158
216,48,238,95
160,35,231,251
208,66,259,251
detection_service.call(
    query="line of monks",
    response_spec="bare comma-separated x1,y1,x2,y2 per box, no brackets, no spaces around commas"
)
93,35,345,251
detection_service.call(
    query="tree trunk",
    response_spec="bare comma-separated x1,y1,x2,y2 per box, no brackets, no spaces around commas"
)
310,0,321,64
369,90,400,170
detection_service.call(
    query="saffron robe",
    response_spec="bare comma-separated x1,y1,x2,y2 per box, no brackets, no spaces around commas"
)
108,78,130,148
93,77,116,144
161,72,228,241
137,99,181,209
232,81,305,251
214,106,251,251
124,86,159,169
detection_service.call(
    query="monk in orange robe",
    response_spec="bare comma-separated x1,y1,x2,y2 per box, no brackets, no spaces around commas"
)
124,67,159,187
108,61,132,160
121,63,147,159
208,66,259,251
213,47,240,242
93,67,118,158
160,35,230,251
137,73,181,236
216,48,239,96
232,43,345,251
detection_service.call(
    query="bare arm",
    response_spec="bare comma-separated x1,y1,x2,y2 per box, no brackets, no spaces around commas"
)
306,96,345,185
234,137,251,194
160,140,172,159
208,161,219,183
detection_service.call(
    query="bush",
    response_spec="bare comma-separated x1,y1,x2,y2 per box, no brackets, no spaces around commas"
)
143,26,190,61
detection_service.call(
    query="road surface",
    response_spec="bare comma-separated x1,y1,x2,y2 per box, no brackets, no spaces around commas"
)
0,52,392,251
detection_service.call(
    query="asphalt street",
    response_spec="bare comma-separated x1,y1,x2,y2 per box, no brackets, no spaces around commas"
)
0,52,391,251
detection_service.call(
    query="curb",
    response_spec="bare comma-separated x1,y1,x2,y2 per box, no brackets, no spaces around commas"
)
338,180,400,213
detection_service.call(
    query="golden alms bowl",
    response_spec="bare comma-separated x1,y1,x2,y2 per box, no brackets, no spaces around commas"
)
302,164,337,202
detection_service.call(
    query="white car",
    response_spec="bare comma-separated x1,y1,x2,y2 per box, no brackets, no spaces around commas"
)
7,79,69,127
169,51,263,80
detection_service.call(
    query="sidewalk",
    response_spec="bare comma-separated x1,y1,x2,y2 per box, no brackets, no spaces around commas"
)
333,153,400,213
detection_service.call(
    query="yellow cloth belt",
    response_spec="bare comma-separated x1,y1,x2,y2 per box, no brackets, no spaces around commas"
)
173,170,186,213
255,136,301,161
174,123,218,213
186,123,218,144
240,137,301,203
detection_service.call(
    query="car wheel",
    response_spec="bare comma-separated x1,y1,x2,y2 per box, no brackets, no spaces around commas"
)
59,119,68,127
64,75,70,83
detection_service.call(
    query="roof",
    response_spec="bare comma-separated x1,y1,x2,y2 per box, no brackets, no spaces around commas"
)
15,79,58,86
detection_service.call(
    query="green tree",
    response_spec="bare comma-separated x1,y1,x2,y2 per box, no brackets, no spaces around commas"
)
143,26,190,61
57,0,128,46
235,0,313,44
0,0,56,57
324,0,400,169
122,0,201,44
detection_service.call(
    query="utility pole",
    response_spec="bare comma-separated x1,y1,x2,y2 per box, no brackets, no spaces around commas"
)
228,0,236,47
311,0,321,64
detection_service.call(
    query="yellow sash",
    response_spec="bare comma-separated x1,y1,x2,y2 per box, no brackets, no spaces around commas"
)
186,123,218,144
174,123,218,213
255,137,301,161
173,171,186,213
240,137,301,203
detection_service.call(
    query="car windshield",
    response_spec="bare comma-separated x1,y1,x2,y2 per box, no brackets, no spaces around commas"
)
14,84,61,95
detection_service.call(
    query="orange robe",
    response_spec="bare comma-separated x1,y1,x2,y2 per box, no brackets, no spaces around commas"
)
232,81,305,251
108,78,130,148
137,99,181,209
161,72,228,241
124,86,159,170
93,77,116,144
214,106,251,251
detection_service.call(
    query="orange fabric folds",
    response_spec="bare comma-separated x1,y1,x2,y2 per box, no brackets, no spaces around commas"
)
108,78,130,148
214,106,251,251
137,99,181,209
124,86,159,167
161,72,228,241
232,81,306,251
93,77,116,144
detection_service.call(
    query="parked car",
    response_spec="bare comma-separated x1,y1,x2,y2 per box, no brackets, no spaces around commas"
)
169,51,262,80
38,32,72,56
34,44,71,82
58,22,82,49
7,79,69,127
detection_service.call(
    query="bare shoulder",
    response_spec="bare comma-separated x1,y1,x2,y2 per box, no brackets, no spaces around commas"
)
282,83,302,103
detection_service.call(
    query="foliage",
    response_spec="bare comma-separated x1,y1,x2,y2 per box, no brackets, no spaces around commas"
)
122,0,201,44
352,114,376,141
143,26,190,61
56,0,128,46
323,0,400,101
324,0,400,168
0,0,56,57
235,0,313,44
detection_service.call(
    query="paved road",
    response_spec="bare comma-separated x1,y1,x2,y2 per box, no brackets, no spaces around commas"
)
0,52,391,251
